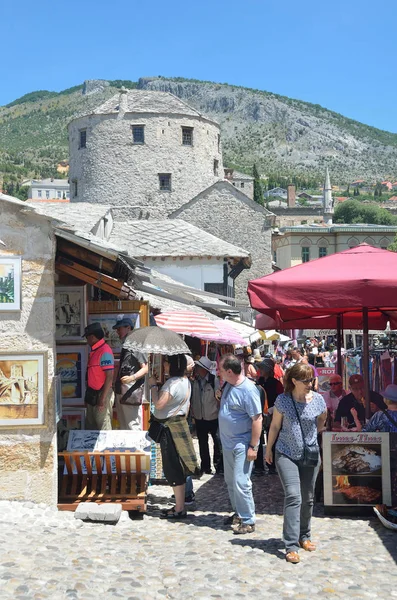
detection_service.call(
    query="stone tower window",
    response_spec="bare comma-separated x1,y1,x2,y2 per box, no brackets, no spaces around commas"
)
132,125,145,144
79,129,87,149
218,134,221,152
182,127,193,146
72,179,78,198
159,173,171,191
241,182,245,189
213,159,219,176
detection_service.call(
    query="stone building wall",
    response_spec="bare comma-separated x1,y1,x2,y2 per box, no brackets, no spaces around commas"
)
68,112,223,218
170,182,273,299
0,203,57,504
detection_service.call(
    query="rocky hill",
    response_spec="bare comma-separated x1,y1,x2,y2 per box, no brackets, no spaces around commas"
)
1,76,397,189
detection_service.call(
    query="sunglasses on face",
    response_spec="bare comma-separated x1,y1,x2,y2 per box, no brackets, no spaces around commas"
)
297,378,314,384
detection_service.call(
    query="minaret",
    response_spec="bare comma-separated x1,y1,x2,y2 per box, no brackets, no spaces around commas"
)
323,167,334,225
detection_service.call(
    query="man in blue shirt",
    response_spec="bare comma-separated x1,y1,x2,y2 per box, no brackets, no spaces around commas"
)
218,354,262,534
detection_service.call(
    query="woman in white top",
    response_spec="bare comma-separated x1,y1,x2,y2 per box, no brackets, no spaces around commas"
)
149,354,199,519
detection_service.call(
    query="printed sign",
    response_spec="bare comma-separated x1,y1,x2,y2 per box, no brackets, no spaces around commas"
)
323,431,391,507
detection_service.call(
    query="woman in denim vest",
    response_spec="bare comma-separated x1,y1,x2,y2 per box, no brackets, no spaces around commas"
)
265,363,327,563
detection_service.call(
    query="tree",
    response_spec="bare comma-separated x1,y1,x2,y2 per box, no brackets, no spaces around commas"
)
252,163,263,205
334,199,397,225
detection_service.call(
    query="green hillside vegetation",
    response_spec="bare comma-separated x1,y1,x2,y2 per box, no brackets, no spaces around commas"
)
2,76,397,199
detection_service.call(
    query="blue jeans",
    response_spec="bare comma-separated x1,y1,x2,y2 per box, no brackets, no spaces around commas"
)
185,476,193,498
223,445,255,525
275,451,320,552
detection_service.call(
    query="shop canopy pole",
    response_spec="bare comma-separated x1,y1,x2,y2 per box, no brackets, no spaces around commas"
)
362,307,371,421
336,315,343,377
205,341,209,357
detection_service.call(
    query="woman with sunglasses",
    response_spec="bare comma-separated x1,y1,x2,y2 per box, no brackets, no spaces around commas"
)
265,363,327,564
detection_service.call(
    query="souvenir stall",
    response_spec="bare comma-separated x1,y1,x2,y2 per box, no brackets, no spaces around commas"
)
248,244,397,516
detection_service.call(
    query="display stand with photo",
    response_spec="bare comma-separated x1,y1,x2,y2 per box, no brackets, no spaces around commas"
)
323,431,391,511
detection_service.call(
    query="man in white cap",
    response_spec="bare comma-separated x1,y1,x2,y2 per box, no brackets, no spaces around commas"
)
190,356,221,474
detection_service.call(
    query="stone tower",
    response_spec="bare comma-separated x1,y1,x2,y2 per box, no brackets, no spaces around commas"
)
68,88,223,218
323,167,334,225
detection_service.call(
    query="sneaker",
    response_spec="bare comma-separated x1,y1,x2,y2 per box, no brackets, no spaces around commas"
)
233,523,255,535
223,513,241,526
184,493,195,506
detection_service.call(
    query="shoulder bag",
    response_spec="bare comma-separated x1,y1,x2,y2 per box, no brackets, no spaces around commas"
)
291,397,320,467
148,382,191,443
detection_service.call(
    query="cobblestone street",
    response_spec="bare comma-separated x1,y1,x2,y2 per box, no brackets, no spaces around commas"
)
0,471,396,600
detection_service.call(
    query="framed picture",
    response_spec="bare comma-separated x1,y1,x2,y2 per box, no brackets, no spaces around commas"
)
0,256,21,311
0,352,46,426
56,346,87,406
54,375,62,423
57,408,86,452
87,313,140,355
55,286,87,342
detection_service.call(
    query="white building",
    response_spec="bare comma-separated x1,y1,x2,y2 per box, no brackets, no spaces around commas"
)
28,179,70,200
108,219,250,297
273,224,397,269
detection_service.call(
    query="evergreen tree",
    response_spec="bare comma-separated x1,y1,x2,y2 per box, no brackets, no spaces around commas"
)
253,163,263,205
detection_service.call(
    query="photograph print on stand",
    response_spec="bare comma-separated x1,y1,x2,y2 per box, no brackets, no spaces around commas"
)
56,346,87,406
0,353,45,426
55,286,87,341
0,257,21,311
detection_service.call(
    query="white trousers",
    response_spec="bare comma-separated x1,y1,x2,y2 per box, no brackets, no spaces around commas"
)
115,393,143,430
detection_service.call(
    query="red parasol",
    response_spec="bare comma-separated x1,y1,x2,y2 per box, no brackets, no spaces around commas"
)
248,244,397,418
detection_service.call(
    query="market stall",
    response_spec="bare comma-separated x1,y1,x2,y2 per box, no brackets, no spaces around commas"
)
248,244,397,515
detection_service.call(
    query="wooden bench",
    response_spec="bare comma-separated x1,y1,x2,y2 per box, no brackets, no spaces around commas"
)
58,450,149,512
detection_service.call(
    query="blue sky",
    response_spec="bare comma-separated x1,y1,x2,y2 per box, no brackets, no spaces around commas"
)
3,0,397,132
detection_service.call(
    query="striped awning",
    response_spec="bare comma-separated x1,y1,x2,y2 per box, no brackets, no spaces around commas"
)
154,311,247,345
155,311,220,337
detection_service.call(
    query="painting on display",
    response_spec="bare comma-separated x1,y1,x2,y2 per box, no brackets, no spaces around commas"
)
57,408,86,452
87,313,140,355
323,432,391,508
55,286,87,341
56,346,87,406
0,257,21,311
0,353,45,426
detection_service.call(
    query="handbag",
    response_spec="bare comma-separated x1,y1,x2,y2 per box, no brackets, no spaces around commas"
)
291,397,320,467
120,385,144,406
84,386,102,407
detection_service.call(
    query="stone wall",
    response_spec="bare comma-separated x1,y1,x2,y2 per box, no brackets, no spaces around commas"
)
0,203,57,504
170,182,273,299
68,112,223,218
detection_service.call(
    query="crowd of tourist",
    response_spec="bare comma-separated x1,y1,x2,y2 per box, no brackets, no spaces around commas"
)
82,321,396,564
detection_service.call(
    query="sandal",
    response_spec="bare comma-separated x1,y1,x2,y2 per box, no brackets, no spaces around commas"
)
286,551,300,564
160,507,187,519
299,540,316,552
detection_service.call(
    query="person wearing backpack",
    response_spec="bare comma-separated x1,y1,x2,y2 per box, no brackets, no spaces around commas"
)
113,317,148,430
190,356,221,474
